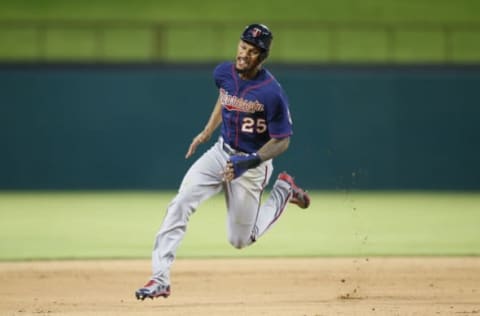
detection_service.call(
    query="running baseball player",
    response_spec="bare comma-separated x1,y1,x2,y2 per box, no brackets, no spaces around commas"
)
135,23,310,300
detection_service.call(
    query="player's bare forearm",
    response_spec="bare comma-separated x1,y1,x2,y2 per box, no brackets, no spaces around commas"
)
185,95,223,159
257,137,290,161
202,97,223,138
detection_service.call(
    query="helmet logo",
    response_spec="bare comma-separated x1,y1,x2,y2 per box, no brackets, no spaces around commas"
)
251,28,262,38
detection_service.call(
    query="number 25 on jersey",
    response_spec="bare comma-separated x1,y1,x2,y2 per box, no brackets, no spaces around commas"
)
241,117,267,134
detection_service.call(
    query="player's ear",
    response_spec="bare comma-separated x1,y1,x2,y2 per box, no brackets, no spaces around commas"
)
259,50,268,62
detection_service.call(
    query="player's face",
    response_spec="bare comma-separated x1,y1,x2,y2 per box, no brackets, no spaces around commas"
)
235,40,262,76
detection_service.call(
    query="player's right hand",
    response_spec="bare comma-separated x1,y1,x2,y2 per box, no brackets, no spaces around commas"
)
185,132,209,159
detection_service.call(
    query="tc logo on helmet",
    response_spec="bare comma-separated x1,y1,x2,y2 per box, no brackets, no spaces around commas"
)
251,28,262,38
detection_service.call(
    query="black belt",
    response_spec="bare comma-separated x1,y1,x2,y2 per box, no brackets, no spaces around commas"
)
222,142,245,156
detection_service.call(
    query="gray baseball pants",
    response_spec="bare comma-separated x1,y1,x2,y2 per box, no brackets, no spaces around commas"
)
151,138,292,285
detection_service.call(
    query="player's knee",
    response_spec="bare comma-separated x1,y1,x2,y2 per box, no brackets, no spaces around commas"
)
228,236,252,249
229,240,246,249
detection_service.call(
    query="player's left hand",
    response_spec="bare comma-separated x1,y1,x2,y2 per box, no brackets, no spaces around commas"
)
223,161,235,182
223,153,262,182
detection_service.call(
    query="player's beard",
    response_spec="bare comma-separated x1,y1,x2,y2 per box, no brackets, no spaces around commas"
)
235,67,256,76
235,58,261,77
235,66,249,74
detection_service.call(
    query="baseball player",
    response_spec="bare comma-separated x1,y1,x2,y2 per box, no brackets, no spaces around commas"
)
135,23,310,300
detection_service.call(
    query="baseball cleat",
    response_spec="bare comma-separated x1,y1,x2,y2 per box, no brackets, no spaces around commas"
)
278,172,310,209
135,279,171,300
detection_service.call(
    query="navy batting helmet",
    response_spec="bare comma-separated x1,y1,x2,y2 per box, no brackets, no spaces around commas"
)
240,24,273,60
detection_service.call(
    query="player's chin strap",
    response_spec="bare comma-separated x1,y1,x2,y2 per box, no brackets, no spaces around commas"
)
229,153,262,179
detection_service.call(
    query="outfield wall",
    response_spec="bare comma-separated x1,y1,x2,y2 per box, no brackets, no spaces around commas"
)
1,64,479,190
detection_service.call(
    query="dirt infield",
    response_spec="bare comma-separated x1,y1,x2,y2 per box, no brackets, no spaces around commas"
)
1,258,479,316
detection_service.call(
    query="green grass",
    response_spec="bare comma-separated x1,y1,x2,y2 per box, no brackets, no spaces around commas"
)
1,0,480,62
0,191,479,261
